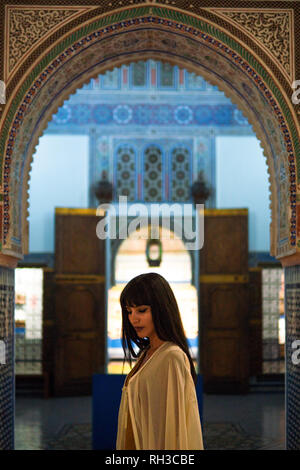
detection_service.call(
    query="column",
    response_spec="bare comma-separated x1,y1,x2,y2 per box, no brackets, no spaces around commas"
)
0,262,16,450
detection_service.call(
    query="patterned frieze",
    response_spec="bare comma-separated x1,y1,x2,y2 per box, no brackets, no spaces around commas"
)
49,102,250,128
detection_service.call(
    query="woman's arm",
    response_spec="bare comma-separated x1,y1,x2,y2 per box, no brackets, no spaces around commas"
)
138,349,204,450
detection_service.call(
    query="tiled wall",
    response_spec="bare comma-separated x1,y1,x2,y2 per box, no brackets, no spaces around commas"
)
0,267,15,450
15,268,43,375
262,268,285,374
285,265,300,450
46,61,253,211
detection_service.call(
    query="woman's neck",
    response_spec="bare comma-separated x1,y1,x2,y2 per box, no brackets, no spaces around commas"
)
148,335,165,352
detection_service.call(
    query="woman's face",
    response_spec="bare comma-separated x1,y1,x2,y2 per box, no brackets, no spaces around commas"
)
126,304,156,339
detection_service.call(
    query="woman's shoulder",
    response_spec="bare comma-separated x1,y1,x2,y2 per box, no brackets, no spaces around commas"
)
162,341,183,352
160,342,189,363
154,342,191,379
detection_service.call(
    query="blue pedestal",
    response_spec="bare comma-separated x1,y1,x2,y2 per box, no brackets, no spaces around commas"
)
92,373,203,450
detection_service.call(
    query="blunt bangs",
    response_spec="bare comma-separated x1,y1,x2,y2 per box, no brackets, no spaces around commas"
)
120,275,153,310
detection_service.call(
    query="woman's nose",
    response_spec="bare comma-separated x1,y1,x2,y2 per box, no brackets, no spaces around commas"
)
131,311,139,324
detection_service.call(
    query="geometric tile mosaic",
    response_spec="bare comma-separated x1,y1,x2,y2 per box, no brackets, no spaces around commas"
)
0,267,15,450
284,265,300,450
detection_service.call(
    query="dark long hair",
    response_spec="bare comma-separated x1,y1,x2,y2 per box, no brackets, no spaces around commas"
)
120,272,197,386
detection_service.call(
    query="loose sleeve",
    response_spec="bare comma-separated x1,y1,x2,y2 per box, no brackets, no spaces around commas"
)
136,350,204,450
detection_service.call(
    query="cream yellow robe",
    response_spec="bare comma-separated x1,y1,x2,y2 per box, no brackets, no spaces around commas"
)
116,341,204,450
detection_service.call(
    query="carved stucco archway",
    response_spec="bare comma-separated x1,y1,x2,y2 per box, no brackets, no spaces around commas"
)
0,2,299,451
0,5,299,265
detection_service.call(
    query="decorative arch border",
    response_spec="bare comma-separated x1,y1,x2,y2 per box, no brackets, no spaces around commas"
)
0,5,299,259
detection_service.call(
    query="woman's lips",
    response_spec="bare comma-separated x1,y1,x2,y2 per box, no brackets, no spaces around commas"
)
135,327,144,332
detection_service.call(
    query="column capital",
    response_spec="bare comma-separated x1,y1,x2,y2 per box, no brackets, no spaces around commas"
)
0,253,20,269
279,252,300,268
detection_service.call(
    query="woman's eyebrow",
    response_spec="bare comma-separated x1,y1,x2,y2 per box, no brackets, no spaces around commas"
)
125,305,147,309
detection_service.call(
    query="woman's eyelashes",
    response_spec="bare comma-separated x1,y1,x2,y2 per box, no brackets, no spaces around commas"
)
126,307,147,314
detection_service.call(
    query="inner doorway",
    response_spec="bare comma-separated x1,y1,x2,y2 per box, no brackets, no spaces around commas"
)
107,222,198,374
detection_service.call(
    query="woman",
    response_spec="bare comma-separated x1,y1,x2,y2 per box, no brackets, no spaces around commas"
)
116,272,204,450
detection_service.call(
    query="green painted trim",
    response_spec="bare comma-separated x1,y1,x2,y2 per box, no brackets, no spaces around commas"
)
156,8,298,137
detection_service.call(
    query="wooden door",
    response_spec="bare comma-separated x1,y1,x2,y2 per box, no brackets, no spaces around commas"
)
53,209,106,396
43,267,55,397
199,209,250,393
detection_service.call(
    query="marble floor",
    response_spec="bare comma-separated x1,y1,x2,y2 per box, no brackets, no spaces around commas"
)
14,391,285,450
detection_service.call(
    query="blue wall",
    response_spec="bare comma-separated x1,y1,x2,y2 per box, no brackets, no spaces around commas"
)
216,136,270,252
28,134,89,253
